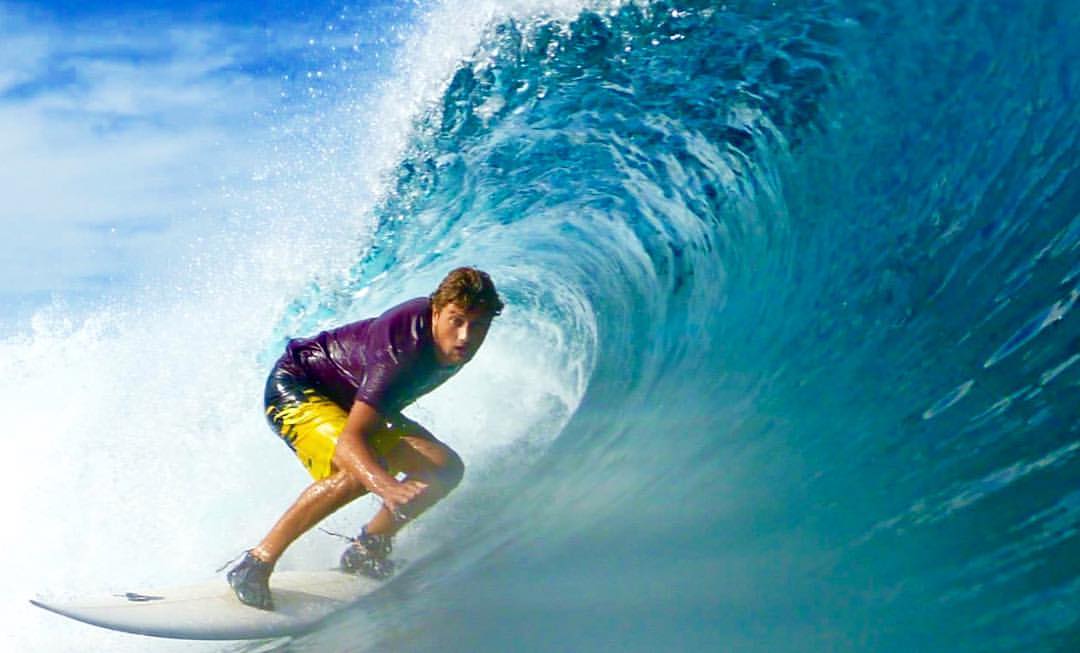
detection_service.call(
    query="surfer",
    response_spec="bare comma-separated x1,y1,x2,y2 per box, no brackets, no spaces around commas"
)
226,267,503,610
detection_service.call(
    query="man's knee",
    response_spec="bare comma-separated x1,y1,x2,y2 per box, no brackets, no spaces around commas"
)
434,449,465,494
325,469,367,502
393,435,464,494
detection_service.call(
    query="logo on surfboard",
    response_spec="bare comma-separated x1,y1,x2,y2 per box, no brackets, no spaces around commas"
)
116,592,165,602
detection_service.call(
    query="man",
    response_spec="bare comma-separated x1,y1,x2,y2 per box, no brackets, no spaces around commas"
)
227,267,503,610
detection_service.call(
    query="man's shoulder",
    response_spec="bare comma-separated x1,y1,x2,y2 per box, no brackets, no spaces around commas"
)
367,296,430,359
379,297,431,341
330,297,428,336
380,296,431,320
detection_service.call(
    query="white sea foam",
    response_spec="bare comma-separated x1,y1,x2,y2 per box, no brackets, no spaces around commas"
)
3,1,596,650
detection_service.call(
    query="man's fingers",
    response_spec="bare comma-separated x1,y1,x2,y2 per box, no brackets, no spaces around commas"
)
382,481,424,507
381,479,429,520
405,479,429,492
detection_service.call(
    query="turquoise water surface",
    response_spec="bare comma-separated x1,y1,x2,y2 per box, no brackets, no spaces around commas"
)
258,1,1080,651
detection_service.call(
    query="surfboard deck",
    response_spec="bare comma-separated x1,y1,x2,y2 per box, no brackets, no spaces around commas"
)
30,569,383,640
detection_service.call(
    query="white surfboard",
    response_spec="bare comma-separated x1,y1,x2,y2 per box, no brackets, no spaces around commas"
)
30,569,383,640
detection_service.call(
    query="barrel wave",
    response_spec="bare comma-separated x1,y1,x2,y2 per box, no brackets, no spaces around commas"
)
253,0,1080,651
7,0,1076,651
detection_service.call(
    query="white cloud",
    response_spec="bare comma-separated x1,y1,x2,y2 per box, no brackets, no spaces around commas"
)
0,28,49,94
0,5,286,313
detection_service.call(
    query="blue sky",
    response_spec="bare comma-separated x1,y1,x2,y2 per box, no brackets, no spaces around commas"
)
11,0,342,22
1,0,414,328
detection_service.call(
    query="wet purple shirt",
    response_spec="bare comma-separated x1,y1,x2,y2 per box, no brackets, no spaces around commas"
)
283,297,459,414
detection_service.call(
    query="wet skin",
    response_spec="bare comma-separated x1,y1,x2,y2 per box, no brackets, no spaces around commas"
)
249,302,490,567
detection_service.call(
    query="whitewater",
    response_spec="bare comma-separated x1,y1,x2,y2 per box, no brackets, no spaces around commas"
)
6,0,1080,651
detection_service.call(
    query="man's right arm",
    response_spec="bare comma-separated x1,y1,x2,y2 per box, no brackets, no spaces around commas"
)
331,399,427,513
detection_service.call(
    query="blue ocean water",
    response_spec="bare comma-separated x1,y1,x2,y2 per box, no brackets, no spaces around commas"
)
196,2,1080,647
217,1,1080,651
9,0,1075,650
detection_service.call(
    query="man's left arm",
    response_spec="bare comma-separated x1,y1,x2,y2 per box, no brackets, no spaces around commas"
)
332,400,427,513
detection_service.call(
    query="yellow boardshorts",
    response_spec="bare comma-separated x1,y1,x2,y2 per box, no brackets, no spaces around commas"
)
263,358,405,481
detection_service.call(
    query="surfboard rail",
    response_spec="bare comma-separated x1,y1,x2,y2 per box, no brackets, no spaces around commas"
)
31,569,383,640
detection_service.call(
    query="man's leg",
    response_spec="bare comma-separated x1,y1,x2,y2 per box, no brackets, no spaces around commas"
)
251,470,368,564
363,432,465,538
228,469,366,610
231,413,464,606
250,419,463,563
338,426,464,578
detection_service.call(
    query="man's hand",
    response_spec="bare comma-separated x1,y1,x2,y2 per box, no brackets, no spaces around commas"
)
372,477,428,515
332,400,429,516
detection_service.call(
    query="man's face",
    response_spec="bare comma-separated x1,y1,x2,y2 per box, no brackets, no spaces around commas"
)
432,302,493,366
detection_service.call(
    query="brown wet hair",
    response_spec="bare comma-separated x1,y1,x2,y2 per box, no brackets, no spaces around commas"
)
430,267,504,317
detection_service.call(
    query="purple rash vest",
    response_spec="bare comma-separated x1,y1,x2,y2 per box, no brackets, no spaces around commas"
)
282,297,460,414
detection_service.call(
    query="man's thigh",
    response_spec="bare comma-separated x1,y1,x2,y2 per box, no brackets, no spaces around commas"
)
382,416,463,483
